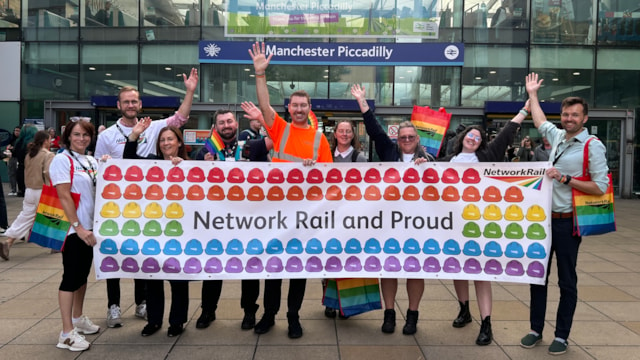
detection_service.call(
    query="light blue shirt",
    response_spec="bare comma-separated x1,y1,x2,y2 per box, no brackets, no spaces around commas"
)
539,121,609,212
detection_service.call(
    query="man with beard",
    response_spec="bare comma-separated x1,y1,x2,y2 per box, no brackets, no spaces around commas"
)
193,108,272,331
94,68,198,328
520,73,609,355
249,41,332,339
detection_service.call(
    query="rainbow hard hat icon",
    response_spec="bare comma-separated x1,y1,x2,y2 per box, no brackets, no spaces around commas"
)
122,202,142,218
100,201,120,218
165,202,184,219
143,202,163,219
462,204,481,220
504,204,524,221
483,204,502,221
526,205,547,221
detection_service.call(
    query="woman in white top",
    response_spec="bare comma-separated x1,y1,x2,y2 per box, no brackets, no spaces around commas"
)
50,120,100,352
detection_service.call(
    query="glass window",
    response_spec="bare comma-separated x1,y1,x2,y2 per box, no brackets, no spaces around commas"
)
140,0,201,41
140,44,200,100
597,3,640,46
23,43,79,100
394,66,460,107
530,46,594,102
461,45,528,106
463,0,529,43
0,0,20,30
81,44,138,97
82,0,139,41
22,0,80,40
531,0,595,45
595,49,640,108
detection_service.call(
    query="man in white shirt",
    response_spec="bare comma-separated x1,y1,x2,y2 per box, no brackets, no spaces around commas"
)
94,67,198,328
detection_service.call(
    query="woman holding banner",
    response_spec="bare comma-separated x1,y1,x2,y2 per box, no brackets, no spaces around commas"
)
352,84,433,335
50,119,100,352
124,117,190,337
441,100,529,345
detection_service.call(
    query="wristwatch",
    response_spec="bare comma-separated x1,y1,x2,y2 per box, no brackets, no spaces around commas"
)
72,221,80,228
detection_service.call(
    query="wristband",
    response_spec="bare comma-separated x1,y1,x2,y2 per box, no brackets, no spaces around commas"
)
255,72,265,76
563,175,572,185
519,109,528,116
255,74,265,78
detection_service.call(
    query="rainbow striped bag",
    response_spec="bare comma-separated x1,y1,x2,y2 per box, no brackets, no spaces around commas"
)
29,156,80,251
410,105,452,158
323,278,382,317
572,138,616,236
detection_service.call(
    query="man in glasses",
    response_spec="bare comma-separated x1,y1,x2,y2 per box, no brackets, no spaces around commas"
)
520,73,609,355
94,68,198,329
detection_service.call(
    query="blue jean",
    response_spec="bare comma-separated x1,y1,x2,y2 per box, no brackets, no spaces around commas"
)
529,217,581,340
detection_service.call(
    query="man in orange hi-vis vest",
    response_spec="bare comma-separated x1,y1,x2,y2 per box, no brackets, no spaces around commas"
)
247,41,332,339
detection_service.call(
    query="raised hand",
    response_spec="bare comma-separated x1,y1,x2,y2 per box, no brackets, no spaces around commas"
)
183,68,199,93
350,84,366,100
525,73,543,96
130,117,152,140
241,101,264,123
248,42,273,74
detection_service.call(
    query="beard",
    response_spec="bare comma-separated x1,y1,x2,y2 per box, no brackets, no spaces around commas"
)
219,128,236,141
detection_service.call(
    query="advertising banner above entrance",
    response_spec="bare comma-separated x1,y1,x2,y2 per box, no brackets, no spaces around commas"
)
224,0,444,39
199,41,464,66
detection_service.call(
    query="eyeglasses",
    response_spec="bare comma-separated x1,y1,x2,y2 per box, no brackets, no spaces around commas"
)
466,132,482,142
336,129,353,135
70,117,91,122
399,135,416,142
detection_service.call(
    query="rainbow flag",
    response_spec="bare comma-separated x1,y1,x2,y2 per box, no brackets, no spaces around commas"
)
323,278,382,317
205,130,226,160
411,105,452,158
308,109,318,129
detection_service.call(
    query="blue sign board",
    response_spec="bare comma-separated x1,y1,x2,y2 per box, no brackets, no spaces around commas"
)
199,41,464,66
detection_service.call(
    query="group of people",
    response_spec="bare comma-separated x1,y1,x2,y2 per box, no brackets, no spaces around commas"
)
0,42,608,357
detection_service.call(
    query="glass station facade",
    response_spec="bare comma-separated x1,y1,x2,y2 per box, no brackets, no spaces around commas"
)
0,0,638,196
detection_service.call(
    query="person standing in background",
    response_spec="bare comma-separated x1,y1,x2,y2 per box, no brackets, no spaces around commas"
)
6,126,20,195
14,125,38,197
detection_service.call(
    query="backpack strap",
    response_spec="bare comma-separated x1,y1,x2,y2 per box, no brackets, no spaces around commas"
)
351,150,360,162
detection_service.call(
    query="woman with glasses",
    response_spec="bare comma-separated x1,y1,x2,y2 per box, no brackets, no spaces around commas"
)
441,100,530,346
351,84,433,335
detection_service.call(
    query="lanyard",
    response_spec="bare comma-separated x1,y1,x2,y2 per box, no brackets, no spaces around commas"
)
117,122,146,143
68,150,96,186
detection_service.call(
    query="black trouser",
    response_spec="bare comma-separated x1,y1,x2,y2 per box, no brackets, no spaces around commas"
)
200,280,260,314
530,217,581,340
146,279,189,326
106,278,147,308
263,279,306,315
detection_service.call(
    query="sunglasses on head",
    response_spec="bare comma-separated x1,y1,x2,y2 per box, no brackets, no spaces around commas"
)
70,117,91,123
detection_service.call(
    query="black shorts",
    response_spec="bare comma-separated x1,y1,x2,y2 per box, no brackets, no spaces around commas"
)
59,233,94,292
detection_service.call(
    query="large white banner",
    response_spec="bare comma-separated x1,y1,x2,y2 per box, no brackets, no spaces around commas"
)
93,160,552,285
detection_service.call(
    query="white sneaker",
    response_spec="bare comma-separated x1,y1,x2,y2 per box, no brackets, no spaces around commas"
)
107,304,123,328
74,315,100,334
135,301,147,319
56,329,90,351
7,192,16,196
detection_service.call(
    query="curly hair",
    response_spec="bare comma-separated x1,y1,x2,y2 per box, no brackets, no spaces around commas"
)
452,125,488,155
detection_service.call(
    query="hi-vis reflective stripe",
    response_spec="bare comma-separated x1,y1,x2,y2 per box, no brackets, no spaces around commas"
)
272,123,322,162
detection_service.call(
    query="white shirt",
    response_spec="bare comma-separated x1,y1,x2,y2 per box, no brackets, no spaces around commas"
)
334,146,354,159
49,151,98,233
95,118,169,159
450,152,479,163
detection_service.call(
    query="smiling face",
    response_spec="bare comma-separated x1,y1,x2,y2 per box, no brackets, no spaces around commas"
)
335,122,354,148
462,129,482,153
561,103,588,137
158,129,181,159
214,112,238,141
288,95,310,127
397,127,419,155
68,124,92,154
117,90,142,121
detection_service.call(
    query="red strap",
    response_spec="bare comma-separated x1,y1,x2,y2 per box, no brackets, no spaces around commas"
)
50,154,75,188
581,137,598,177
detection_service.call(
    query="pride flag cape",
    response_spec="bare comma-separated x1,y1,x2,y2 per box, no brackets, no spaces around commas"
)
308,109,318,129
205,130,226,160
322,278,382,317
411,105,452,158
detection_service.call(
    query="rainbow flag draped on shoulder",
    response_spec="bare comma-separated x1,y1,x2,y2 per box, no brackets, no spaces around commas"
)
411,105,452,158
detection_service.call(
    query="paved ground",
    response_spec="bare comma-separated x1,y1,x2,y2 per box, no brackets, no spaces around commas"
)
1,184,639,360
